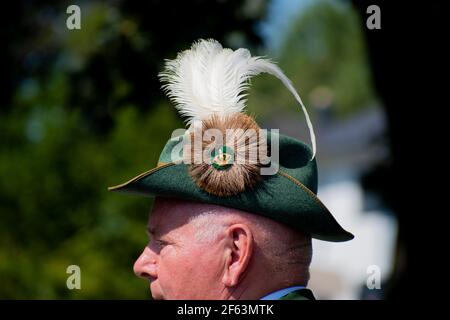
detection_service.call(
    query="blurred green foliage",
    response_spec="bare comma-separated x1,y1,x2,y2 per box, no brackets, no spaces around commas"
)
0,0,264,299
0,0,375,298
247,1,376,120
0,95,181,298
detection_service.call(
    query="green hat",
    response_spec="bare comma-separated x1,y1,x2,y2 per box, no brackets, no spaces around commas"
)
108,39,354,242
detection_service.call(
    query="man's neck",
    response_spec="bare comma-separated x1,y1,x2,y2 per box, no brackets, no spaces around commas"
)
222,278,307,300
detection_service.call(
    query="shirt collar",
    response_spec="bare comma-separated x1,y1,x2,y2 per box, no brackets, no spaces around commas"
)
259,286,306,300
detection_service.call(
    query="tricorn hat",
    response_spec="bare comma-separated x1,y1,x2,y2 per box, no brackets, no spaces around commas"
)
108,39,354,242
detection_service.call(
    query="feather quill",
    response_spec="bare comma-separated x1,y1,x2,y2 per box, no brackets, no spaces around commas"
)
159,39,316,159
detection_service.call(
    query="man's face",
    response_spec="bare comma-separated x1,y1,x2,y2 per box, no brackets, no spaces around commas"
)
133,198,225,299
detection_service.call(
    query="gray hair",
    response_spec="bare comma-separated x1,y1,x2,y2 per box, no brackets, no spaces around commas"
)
187,207,312,281
188,210,229,243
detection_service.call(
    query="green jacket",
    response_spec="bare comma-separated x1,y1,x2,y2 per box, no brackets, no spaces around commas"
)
279,289,316,300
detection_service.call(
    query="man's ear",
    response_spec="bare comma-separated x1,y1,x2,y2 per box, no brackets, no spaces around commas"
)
221,224,254,287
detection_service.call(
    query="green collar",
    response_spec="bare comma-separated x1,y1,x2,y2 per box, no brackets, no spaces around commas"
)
279,288,316,300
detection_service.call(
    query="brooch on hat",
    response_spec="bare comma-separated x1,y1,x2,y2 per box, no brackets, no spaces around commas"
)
159,39,316,197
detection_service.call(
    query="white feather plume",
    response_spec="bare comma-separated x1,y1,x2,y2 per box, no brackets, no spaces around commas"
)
158,38,317,159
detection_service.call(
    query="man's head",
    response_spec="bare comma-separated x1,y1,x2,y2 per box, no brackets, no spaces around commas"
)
133,196,312,300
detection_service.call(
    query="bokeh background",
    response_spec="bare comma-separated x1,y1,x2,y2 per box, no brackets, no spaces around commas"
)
1,0,418,299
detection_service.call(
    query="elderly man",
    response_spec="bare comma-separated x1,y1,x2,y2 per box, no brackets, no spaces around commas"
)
133,197,313,300
109,39,353,300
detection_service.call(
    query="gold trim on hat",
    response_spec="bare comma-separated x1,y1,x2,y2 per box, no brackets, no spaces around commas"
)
278,170,329,212
107,162,175,191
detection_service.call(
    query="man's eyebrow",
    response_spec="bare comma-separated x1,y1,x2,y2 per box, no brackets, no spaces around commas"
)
146,226,174,242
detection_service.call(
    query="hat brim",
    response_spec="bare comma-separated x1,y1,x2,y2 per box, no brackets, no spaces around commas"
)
108,162,354,242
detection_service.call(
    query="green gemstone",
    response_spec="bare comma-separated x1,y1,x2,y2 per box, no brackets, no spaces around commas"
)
211,146,234,170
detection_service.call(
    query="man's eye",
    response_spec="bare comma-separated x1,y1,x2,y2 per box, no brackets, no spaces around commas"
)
156,240,168,248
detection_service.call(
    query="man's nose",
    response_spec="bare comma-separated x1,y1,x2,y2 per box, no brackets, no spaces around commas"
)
133,246,158,280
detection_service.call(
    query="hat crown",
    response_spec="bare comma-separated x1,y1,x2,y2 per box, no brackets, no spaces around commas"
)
157,131,318,195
